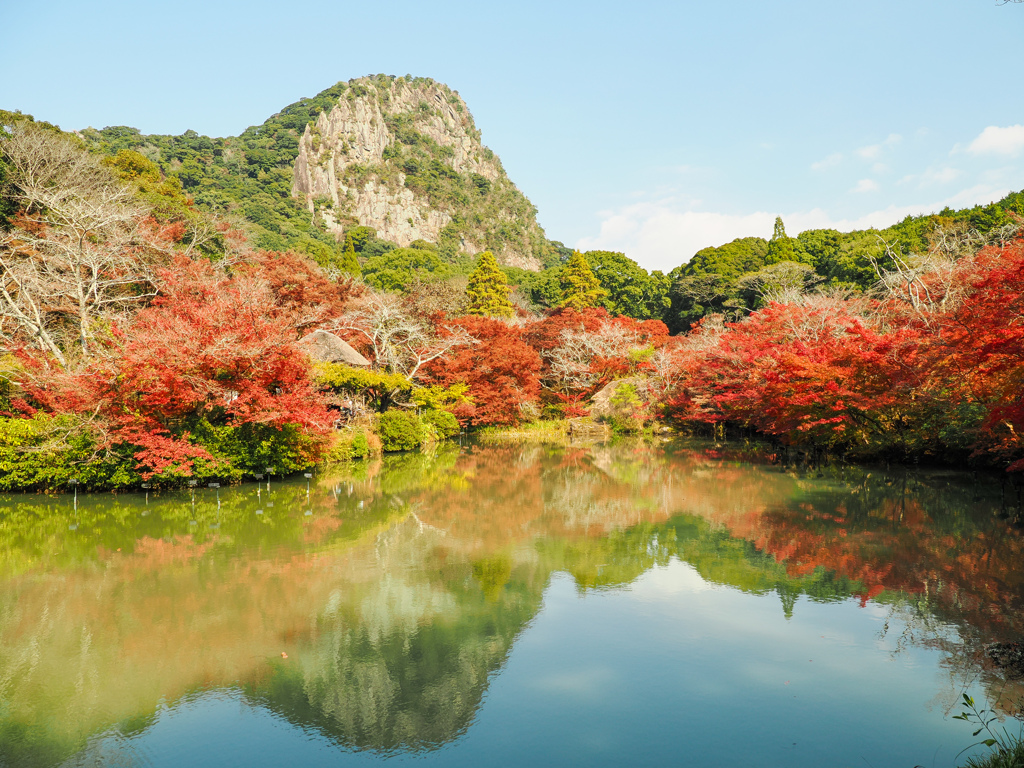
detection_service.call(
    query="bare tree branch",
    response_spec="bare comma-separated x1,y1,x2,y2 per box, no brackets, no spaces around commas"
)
0,123,161,364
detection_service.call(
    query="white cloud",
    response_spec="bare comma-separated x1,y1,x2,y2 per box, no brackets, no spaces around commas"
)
856,133,901,161
575,203,776,273
898,167,961,189
810,152,843,171
923,167,961,185
967,125,1024,156
852,179,880,194
575,185,1013,274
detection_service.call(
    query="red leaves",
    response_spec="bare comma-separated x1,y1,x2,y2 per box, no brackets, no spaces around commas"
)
425,317,542,427
238,250,360,334
17,256,334,478
666,299,920,448
937,241,1024,467
661,237,1024,469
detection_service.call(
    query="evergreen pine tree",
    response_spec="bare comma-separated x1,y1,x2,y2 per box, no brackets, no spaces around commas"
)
466,251,514,317
559,250,608,309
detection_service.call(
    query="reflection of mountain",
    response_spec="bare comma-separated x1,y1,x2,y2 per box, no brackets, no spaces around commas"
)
0,441,1021,766
243,518,545,752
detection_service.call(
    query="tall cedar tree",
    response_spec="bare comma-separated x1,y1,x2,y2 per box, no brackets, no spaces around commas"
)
339,238,361,276
765,216,797,265
466,251,513,317
559,251,607,310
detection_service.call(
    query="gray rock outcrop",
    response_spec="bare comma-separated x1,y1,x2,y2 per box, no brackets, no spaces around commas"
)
291,76,546,270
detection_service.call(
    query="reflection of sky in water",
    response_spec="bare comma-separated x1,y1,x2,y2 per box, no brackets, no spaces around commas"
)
4,444,1018,768
76,563,987,768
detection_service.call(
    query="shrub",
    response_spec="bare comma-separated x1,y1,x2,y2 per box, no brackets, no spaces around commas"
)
323,426,373,463
377,411,424,452
0,415,138,490
422,409,460,439
351,431,371,458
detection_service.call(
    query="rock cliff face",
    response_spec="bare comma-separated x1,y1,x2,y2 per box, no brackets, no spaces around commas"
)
291,76,546,270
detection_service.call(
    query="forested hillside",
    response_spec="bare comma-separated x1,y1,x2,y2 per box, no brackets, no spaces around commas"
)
663,196,1024,331
75,75,559,277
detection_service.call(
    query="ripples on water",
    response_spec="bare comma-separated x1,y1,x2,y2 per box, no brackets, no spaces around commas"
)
0,440,1021,768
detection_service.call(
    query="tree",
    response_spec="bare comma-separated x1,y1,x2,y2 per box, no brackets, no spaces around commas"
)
559,250,607,310
465,251,513,317
333,289,473,380
0,123,167,364
15,257,334,479
343,225,376,253
735,261,822,308
424,317,542,426
683,237,769,280
362,246,447,292
764,216,800,266
238,250,360,334
339,238,361,275
583,250,670,320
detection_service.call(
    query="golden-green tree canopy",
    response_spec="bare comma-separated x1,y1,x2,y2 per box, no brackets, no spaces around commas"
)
559,250,607,310
466,251,513,318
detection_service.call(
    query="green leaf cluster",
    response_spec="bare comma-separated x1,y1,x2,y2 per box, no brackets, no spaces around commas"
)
663,194,1024,330
583,250,671,320
362,246,449,292
314,363,413,412
377,410,424,452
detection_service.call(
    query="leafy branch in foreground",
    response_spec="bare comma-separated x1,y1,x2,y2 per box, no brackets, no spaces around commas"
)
951,693,1024,768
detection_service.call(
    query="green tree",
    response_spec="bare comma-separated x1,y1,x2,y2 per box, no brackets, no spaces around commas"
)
764,216,799,265
559,251,607,310
343,226,372,254
339,237,361,275
466,251,513,317
584,250,670,320
683,237,769,280
362,247,447,292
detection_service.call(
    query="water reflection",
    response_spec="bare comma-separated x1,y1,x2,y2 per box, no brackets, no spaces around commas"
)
0,440,1021,766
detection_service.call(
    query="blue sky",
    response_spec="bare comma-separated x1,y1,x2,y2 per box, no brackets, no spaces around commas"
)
3,0,1023,272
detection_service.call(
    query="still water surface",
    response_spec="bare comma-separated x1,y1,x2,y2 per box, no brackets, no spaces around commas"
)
1,440,1022,768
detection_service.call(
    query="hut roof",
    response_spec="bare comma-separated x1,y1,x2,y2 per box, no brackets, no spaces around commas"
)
297,330,371,367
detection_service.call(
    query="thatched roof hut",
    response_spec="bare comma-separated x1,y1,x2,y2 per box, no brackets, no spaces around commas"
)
298,330,371,367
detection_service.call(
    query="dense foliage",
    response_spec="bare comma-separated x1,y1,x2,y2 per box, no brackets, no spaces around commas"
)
465,251,513,317
661,235,1024,470
5,88,1024,488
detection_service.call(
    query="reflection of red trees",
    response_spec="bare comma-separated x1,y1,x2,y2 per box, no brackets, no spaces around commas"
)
746,495,1024,637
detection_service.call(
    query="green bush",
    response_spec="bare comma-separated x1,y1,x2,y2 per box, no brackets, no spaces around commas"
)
422,409,460,439
351,431,370,458
323,427,373,463
377,411,424,452
0,415,138,490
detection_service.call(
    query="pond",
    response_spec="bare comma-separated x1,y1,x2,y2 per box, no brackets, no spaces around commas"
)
1,439,1022,768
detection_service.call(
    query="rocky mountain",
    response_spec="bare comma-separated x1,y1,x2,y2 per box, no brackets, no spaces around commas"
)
72,75,555,272
292,76,547,269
